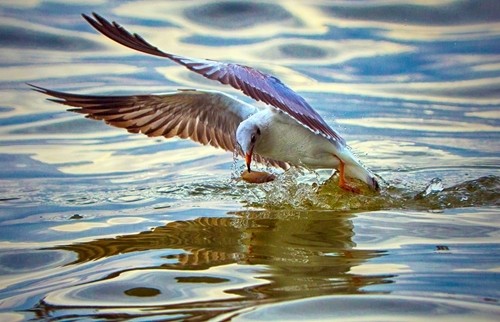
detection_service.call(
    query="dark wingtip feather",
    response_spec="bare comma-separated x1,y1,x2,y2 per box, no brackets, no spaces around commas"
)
46,98,65,103
28,84,63,99
89,12,106,24
27,83,47,94
81,13,98,28
28,84,67,104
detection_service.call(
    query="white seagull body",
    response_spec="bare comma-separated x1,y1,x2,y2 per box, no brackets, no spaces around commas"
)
30,13,379,192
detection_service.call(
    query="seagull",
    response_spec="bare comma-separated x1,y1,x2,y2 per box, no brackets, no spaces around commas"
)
30,13,380,192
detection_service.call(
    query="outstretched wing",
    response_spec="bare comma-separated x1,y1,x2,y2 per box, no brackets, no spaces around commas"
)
82,13,346,147
29,84,289,169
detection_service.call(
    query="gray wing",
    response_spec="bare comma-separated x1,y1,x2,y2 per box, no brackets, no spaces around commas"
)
29,84,289,169
82,13,346,147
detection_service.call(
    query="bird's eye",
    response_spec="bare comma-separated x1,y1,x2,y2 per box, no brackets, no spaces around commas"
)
251,134,256,143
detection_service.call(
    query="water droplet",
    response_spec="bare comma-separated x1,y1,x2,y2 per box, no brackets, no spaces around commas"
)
423,178,444,196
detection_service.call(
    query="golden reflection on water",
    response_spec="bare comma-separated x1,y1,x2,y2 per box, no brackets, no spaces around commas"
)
44,211,384,311
466,110,500,119
32,205,499,320
0,64,142,82
56,212,358,264
341,117,499,134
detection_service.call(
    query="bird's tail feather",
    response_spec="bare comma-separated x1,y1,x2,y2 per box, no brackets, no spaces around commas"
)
336,147,379,191
345,162,379,191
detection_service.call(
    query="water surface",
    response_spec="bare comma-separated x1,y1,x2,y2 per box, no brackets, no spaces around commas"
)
0,1,499,321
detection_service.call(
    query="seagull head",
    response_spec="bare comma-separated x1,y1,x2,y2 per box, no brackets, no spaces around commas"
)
236,120,261,172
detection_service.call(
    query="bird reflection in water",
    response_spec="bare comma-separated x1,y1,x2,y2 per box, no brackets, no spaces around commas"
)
37,211,389,320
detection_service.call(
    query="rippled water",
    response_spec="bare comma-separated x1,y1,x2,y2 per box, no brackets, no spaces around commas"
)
0,1,499,321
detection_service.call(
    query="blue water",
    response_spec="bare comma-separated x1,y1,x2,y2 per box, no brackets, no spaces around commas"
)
0,1,499,321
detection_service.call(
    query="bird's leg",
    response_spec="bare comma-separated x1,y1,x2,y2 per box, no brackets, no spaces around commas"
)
337,159,360,193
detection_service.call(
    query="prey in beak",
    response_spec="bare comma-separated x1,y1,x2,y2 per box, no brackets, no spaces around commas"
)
240,142,275,184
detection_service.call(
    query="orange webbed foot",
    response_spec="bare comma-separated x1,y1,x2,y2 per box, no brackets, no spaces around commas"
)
339,181,361,194
338,160,361,193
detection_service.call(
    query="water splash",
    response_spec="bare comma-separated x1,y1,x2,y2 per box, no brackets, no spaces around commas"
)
241,173,500,211
4,169,498,213
422,178,444,196
243,168,324,209
58,172,500,212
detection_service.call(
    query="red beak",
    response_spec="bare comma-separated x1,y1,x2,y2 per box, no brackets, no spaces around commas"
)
245,147,253,172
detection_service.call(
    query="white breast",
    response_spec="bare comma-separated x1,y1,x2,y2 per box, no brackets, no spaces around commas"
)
254,110,341,169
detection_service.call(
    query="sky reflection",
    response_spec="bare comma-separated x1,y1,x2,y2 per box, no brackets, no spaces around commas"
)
0,1,499,320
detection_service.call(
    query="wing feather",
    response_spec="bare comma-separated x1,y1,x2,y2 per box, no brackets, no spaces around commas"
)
29,84,289,169
82,13,345,147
